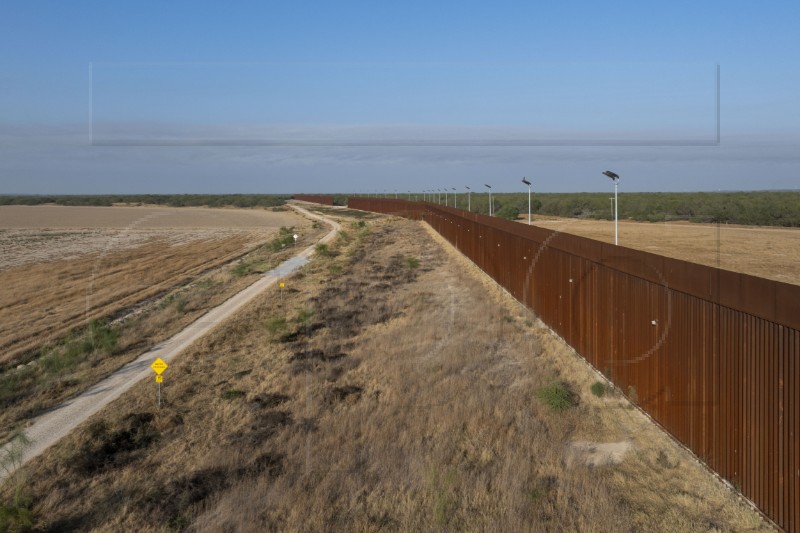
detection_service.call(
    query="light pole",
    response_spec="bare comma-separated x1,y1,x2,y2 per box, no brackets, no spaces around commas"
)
609,197,614,218
445,188,448,207
452,188,457,209
521,177,532,225
465,186,471,212
603,170,620,245
484,184,492,216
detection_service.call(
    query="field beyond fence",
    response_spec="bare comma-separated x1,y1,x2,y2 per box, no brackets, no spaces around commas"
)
349,197,800,532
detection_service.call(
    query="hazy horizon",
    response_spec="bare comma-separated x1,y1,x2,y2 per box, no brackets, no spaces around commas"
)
2,2,798,194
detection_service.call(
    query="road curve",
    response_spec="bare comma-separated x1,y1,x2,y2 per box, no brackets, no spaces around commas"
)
1,203,340,481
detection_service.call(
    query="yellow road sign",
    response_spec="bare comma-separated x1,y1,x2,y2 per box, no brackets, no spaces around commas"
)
151,357,168,375
155,375,163,383
279,282,285,288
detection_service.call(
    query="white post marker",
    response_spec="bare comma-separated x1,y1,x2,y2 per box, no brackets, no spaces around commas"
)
293,233,298,246
151,357,168,408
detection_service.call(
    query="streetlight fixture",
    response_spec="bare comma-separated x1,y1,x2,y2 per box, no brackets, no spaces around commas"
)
484,184,493,216
603,170,620,245
465,186,471,212
521,177,532,225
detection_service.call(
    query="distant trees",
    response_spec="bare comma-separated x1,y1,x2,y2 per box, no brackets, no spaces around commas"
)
3,191,799,228
0,194,290,208
470,191,800,227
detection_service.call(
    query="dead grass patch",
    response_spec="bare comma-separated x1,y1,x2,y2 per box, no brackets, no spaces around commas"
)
528,215,800,285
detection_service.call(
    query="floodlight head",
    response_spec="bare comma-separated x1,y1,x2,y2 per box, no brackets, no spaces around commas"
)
521,177,531,186
465,186,470,190
452,188,456,191
484,184,491,189
603,170,620,181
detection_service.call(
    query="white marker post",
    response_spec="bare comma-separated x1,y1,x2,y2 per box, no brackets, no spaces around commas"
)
293,234,298,246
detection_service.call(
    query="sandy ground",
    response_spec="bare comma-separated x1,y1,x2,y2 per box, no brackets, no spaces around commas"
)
0,205,298,270
525,215,800,286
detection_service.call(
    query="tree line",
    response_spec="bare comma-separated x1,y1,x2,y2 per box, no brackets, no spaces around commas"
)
395,190,800,227
0,194,290,208
3,191,799,227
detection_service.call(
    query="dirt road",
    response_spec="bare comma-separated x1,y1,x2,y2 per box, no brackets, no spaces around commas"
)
0,204,339,481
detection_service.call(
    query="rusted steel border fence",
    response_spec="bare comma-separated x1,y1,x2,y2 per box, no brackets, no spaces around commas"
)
293,194,334,205
349,197,800,532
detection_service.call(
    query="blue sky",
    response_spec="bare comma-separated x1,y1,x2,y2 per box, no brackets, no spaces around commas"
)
1,1,798,194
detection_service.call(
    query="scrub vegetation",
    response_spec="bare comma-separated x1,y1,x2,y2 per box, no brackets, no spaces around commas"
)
5,211,769,532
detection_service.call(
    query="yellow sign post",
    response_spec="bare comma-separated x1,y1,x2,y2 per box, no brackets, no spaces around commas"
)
279,282,285,303
151,358,168,407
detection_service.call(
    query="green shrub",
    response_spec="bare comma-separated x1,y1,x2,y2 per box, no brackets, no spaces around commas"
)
265,316,288,339
314,243,330,257
537,380,578,412
231,261,252,276
41,320,118,376
405,256,420,269
590,381,606,398
337,230,351,244
495,204,521,221
221,390,245,400
267,226,296,252
294,308,314,325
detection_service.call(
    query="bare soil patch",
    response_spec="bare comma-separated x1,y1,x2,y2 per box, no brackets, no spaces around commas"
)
0,205,306,364
7,213,769,532
527,215,800,285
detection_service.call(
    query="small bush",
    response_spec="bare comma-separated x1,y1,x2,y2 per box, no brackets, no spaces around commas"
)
231,261,252,276
537,380,578,412
590,381,606,398
405,256,420,269
267,226,296,252
265,317,288,340
41,320,119,376
337,230,351,244
221,390,246,400
314,243,330,257
328,264,343,275
294,308,314,325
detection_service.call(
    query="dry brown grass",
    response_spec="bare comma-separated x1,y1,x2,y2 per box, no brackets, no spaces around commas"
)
0,206,323,443
526,215,800,286
7,213,771,532
0,205,304,364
